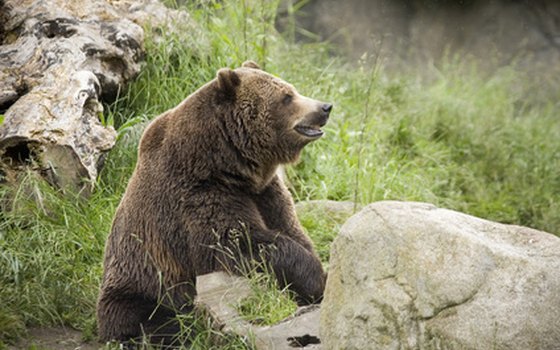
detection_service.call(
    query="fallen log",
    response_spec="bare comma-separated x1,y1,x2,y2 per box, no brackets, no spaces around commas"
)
0,0,144,192
196,272,323,349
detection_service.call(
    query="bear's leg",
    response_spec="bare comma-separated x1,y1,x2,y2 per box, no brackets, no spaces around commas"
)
191,192,326,305
98,292,187,344
97,292,157,342
251,175,316,253
218,226,326,305
264,234,326,305
138,306,185,348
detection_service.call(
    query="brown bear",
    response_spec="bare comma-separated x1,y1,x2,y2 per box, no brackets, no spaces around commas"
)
97,61,331,345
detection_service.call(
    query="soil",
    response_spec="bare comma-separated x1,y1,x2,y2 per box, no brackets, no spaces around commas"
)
8,327,102,350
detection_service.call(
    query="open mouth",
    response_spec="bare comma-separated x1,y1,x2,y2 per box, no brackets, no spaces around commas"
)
294,125,324,138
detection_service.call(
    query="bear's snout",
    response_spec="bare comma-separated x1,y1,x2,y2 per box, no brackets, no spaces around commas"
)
294,102,332,139
322,103,333,114
319,103,332,125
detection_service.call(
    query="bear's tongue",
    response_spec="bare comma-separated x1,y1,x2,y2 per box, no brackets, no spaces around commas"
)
295,125,324,138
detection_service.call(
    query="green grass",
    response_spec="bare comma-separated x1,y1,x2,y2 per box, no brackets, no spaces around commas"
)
236,271,298,327
1,0,559,348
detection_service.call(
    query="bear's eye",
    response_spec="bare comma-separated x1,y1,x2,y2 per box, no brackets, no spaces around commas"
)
282,93,293,105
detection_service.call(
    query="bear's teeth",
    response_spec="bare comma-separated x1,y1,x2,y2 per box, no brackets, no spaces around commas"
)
295,125,323,138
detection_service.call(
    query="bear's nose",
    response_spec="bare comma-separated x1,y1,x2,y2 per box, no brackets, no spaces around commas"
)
322,103,333,114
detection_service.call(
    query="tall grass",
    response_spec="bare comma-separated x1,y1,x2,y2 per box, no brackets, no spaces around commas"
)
0,175,112,342
0,0,559,348
284,58,559,233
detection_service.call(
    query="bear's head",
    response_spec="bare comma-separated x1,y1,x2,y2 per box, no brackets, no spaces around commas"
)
215,61,332,166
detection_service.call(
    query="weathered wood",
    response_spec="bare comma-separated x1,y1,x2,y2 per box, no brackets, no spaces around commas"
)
0,0,145,192
195,271,323,349
195,272,255,337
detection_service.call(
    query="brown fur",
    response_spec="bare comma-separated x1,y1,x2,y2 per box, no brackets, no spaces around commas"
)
97,62,332,344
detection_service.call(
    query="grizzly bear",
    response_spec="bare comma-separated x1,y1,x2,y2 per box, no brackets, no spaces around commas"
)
97,61,331,344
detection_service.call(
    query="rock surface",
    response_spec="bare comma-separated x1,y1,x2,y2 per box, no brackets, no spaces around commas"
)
295,199,360,220
321,201,560,350
109,0,196,40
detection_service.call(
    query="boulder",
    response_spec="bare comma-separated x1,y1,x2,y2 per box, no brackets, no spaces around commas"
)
321,201,560,350
110,0,197,42
295,200,360,220
0,0,146,192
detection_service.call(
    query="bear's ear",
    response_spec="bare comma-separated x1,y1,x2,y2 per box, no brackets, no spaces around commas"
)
242,60,261,70
217,68,241,96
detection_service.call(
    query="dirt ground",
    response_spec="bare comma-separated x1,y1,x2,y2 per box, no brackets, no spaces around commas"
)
8,327,102,350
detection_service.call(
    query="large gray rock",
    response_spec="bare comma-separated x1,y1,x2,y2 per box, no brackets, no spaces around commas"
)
109,0,198,44
295,200,359,219
321,201,560,350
